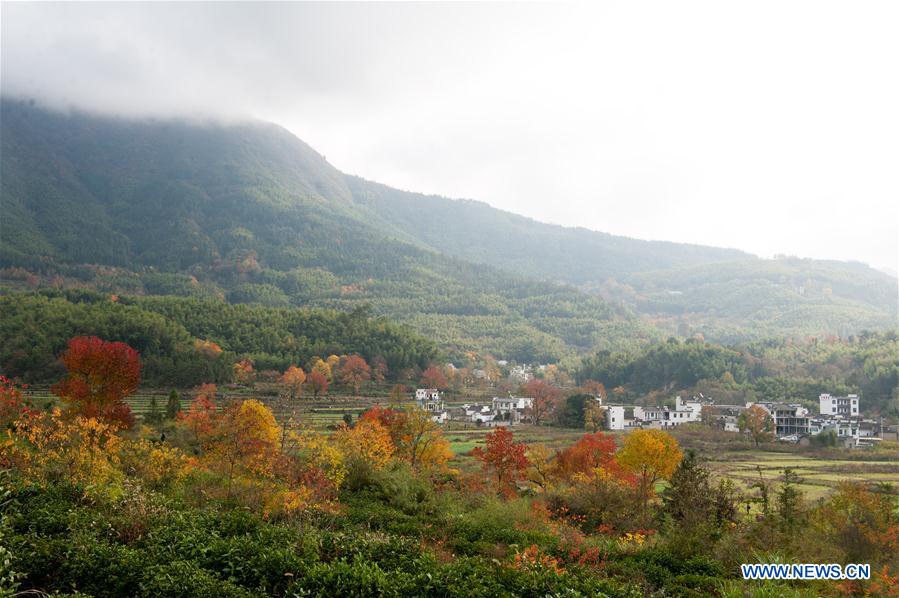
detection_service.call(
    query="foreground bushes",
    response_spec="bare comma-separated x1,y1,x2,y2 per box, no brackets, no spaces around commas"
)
4,479,652,597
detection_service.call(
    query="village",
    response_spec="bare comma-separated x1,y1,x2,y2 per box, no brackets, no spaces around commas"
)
414,387,896,448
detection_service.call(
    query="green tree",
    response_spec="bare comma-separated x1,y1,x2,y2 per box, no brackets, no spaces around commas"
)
776,468,805,532
660,451,738,557
145,395,163,425
165,389,181,419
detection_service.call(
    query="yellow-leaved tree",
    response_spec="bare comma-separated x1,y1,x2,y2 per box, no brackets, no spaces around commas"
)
395,406,452,470
616,429,682,520
525,444,557,491
334,418,394,471
5,408,123,499
204,399,280,496
310,357,333,382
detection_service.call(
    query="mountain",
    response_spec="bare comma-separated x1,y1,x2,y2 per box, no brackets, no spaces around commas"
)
1,99,895,361
344,177,897,342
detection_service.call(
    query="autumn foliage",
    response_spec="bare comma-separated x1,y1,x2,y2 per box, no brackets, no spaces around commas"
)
4,335,897,596
338,354,371,395
360,405,452,470
616,429,682,517
555,432,631,483
281,365,306,401
522,379,562,426
51,336,141,429
472,427,530,496
0,375,27,425
420,366,448,390
178,383,218,441
335,418,394,471
307,370,329,398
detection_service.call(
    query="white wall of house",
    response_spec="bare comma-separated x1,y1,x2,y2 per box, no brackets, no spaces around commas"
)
416,388,441,402
819,394,859,416
606,405,627,430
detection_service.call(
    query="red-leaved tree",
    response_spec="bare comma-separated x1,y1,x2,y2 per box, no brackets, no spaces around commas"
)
0,375,27,426
339,354,371,395
308,370,329,398
523,379,562,426
51,336,141,429
420,366,448,390
178,383,218,442
555,431,630,482
472,427,530,497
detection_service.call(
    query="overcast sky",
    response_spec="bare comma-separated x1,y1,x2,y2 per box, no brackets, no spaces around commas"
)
2,2,897,273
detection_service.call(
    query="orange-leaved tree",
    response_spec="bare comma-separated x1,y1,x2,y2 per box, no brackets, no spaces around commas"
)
472,427,530,497
555,431,628,482
738,404,774,447
360,405,408,436
281,366,306,401
178,383,218,442
193,339,223,360
363,405,451,470
307,370,329,398
51,336,141,430
420,366,448,390
339,354,371,395
522,379,562,426
232,358,256,385
616,429,682,519
397,406,452,470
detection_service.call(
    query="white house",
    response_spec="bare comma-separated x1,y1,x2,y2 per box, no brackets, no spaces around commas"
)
509,365,533,383
606,405,631,430
675,396,703,419
416,388,441,402
472,405,496,425
819,394,859,417
491,396,535,424
629,396,702,429
415,388,445,422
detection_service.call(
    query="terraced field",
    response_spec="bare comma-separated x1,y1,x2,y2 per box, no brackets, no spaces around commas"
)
707,453,899,501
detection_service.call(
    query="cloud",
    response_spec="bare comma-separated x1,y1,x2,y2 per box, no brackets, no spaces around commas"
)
2,1,897,271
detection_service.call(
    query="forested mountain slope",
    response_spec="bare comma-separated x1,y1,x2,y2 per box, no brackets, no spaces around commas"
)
1,99,895,358
346,177,897,341
344,176,752,283
0,100,655,362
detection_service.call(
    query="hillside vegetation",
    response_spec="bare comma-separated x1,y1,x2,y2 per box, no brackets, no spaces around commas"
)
1,99,895,359
1,100,658,362
577,332,899,415
346,178,897,341
0,290,437,386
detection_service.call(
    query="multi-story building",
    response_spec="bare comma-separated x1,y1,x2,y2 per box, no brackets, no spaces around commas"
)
492,396,534,424
771,404,811,436
415,388,446,422
819,394,859,417
605,405,633,430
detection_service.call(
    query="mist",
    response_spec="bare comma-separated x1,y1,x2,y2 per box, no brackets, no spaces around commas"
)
2,1,897,272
